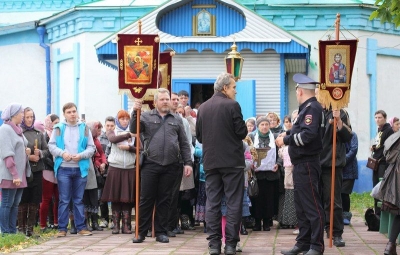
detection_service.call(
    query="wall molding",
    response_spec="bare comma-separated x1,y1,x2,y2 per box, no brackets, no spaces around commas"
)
0,1,96,11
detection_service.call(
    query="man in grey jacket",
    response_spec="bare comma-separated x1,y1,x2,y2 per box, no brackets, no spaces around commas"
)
48,102,95,237
131,88,193,244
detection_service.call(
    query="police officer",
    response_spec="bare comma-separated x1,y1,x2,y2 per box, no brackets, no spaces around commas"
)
276,73,324,255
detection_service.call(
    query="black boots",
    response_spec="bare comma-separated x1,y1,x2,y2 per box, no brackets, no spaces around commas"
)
253,219,262,231
112,210,121,234
121,211,133,234
91,213,103,231
263,218,271,231
26,204,39,237
85,211,93,231
17,204,28,234
69,214,77,234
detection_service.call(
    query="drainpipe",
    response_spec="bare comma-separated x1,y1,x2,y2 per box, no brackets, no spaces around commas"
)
37,26,51,115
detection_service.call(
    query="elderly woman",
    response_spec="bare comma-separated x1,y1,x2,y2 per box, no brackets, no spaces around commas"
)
19,107,49,236
84,121,107,231
101,110,136,234
0,103,31,234
389,117,400,133
248,117,282,231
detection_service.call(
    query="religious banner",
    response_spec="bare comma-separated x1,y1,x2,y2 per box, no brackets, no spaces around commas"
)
117,34,160,99
318,39,358,109
141,52,173,110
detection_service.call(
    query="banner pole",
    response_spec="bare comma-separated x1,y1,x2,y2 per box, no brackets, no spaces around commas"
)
135,20,142,240
329,12,340,248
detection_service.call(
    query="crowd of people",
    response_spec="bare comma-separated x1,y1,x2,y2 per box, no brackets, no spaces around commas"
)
0,72,399,255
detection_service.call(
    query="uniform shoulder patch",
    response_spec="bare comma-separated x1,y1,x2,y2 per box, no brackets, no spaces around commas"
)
305,114,312,125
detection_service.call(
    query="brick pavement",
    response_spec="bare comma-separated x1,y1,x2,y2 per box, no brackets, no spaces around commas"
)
11,216,389,255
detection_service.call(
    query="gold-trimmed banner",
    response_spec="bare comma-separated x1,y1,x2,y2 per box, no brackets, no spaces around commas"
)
318,39,358,109
118,34,160,99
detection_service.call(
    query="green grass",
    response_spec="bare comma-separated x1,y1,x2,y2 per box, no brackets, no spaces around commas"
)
0,227,58,253
350,192,375,218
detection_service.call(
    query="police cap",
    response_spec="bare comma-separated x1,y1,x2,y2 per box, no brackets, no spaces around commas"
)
293,73,319,90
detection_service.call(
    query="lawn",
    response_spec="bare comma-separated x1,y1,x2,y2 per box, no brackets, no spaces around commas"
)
350,192,375,218
0,227,58,253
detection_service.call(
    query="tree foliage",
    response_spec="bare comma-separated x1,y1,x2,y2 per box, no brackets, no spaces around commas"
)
369,0,400,28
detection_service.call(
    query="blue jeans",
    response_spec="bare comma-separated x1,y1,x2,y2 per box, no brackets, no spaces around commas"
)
0,188,23,234
57,167,87,232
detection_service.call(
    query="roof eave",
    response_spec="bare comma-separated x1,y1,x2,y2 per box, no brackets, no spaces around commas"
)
0,21,37,36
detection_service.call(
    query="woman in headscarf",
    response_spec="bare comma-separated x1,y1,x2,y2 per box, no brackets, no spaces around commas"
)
389,117,400,133
0,103,31,234
245,117,256,135
248,117,282,231
84,121,107,231
18,107,50,236
101,110,137,234
39,114,60,232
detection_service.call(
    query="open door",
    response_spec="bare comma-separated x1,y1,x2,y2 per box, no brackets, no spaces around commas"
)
236,80,256,120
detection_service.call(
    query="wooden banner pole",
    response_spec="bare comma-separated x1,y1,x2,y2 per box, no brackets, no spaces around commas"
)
329,13,340,248
135,20,142,240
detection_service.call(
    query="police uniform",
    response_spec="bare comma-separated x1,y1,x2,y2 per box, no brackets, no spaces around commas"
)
282,74,325,255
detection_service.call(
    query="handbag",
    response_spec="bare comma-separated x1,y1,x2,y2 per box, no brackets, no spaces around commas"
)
366,156,380,171
247,170,259,197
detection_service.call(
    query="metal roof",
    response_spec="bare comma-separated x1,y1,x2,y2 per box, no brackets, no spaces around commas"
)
78,0,169,7
240,0,376,5
94,0,310,50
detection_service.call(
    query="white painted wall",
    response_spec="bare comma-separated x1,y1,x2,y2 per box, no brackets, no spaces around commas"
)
0,43,48,121
50,32,123,124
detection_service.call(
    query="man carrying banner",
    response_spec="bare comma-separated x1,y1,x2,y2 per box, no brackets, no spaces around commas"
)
276,73,325,255
319,105,352,247
130,88,193,244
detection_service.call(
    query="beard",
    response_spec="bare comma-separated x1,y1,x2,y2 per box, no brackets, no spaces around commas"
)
157,105,170,114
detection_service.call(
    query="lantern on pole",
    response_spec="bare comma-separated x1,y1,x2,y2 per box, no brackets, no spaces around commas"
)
225,41,244,81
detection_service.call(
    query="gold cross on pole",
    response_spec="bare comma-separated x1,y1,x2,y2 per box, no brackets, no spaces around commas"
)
135,37,143,45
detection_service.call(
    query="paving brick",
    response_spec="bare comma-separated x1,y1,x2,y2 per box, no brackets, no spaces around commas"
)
8,217,393,254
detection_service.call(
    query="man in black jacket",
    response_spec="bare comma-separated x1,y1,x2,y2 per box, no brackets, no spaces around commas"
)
371,109,393,215
196,73,247,255
320,107,352,247
130,88,193,244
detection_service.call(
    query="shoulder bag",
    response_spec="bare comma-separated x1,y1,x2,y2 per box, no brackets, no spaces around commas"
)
140,121,165,167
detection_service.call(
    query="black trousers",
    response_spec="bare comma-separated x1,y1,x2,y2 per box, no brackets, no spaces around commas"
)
205,167,244,248
321,167,344,237
137,161,181,236
293,161,325,253
167,164,184,231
